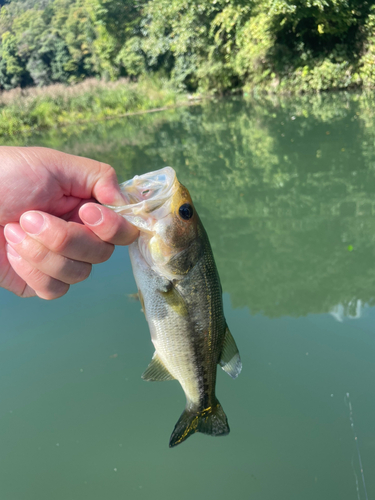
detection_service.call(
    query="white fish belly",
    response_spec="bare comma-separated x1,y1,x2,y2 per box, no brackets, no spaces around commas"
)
129,242,200,406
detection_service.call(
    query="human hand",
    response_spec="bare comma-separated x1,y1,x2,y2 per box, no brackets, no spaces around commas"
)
0,147,138,299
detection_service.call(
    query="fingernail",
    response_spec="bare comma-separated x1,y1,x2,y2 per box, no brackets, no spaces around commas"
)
21,212,45,235
5,243,21,259
80,205,103,226
4,224,26,244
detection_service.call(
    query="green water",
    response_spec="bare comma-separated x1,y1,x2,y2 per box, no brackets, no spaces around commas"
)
2,93,375,499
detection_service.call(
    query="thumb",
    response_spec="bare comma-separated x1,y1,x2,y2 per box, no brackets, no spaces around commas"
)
28,147,126,206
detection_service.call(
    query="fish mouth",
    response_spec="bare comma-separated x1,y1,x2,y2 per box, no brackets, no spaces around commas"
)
106,167,177,232
120,167,175,205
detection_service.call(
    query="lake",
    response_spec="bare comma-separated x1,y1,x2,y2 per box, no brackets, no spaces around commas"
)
1,93,375,499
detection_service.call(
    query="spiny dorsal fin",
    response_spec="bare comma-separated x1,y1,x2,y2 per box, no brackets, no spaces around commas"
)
142,353,175,382
219,325,242,379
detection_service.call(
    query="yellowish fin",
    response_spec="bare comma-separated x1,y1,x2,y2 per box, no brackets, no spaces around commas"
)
127,293,140,301
128,291,146,314
142,353,175,381
159,286,188,317
169,400,229,448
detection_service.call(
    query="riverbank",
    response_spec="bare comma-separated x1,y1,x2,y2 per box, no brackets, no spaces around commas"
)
0,77,187,138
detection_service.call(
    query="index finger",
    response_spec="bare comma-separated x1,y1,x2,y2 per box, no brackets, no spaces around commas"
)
79,203,139,246
19,211,114,264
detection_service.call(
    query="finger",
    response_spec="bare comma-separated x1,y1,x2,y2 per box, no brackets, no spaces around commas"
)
79,203,139,246
7,147,126,206
6,244,69,300
18,211,114,264
62,198,97,224
0,228,35,297
5,223,92,285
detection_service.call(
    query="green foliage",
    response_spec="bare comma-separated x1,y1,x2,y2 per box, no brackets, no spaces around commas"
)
0,76,182,136
0,30,28,88
7,92,375,318
358,5,375,87
0,0,145,89
1,0,375,92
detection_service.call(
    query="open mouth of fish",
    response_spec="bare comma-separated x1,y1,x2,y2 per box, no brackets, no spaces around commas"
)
107,167,177,232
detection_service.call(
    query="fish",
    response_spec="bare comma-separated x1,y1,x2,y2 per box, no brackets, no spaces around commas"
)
108,167,242,447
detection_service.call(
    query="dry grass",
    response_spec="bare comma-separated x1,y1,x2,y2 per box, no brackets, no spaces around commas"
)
0,77,183,137
0,78,133,106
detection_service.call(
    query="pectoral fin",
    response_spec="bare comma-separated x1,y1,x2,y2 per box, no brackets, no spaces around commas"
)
127,292,140,301
158,286,188,317
219,325,242,379
142,353,175,382
138,290,146,314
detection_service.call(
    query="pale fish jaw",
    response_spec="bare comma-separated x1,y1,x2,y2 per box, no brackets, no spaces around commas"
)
106,167,176,232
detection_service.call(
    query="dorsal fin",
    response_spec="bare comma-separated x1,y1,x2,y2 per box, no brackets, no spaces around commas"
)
219,325,242,379
142,353,175,381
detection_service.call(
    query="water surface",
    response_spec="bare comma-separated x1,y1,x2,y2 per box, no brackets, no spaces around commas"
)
1,93,375,499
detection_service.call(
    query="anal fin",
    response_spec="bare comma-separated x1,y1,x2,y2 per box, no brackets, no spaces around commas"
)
219,325,242,379
142,352,175,382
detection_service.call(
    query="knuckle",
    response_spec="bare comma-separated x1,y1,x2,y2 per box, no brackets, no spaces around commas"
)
79,263,92,282
51,229,70,254
52,257,92,285
25,267,69,300
50,285,70,300
66,262,92,284
38,280,70,300
20,285,36,298
99,162,116,180
22,264,44,283
93,243,114,264
26,243,50,265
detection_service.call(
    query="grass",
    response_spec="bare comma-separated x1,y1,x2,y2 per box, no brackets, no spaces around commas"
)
0,77,187,137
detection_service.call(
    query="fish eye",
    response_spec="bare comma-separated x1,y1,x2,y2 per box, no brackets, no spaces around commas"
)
179,203,193,220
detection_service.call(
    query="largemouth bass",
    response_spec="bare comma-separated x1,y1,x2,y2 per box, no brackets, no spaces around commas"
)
109,167,241,447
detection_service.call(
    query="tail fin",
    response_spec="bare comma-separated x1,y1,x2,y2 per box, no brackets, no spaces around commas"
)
169,400,230,448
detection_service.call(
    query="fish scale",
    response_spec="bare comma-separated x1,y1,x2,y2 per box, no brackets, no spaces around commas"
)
107,167,242,447
130,241,201,404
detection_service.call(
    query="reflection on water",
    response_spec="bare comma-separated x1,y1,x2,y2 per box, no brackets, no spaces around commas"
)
330,300,364,322
1,93,375,500
15,91,375,318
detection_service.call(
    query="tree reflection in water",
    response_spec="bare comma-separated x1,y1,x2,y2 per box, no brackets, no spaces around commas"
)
13,91,375,318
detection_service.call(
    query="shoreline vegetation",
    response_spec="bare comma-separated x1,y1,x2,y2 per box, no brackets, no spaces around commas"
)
6,91,375,316
2,0,375,137
0,76,373,139
0,77,190,137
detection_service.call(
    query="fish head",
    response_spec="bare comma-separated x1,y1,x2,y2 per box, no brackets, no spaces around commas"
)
110,167,201,277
